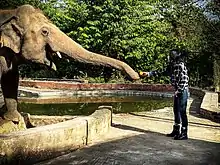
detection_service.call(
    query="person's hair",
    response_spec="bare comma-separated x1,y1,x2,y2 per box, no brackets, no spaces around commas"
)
170,49,188,63
179,50,188,62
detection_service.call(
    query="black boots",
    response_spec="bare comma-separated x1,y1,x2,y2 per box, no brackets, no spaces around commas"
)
174,127,188,140
166,125,180,137
167,125,188,140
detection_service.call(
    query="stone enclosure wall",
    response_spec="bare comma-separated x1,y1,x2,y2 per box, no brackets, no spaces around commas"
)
190,88,220,122
0,107,112,165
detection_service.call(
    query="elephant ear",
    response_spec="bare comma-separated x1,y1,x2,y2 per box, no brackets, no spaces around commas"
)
0,17,22,53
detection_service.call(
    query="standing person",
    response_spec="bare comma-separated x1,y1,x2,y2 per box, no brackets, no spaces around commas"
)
140,50,189,140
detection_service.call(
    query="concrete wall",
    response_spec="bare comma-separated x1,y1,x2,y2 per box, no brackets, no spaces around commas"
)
19,80,174,92
190,87,220,122
0,108,112,165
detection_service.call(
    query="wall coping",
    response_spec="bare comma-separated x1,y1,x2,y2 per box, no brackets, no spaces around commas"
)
19,79,174,92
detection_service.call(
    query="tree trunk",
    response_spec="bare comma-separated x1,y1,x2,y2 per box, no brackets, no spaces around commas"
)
213,57,220,91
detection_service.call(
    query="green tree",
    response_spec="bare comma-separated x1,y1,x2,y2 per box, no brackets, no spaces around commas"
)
1,0,218,88
57,0,183,83
0,0,41,9
205,0,220,91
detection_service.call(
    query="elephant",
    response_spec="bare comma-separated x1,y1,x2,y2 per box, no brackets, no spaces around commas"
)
0,5,140,122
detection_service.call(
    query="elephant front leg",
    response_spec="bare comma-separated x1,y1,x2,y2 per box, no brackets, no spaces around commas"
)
1,67,22,122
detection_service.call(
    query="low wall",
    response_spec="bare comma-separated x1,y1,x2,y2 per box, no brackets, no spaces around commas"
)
21,113,77,127
19,79,173,92
190,87,220,122
0,107,112,165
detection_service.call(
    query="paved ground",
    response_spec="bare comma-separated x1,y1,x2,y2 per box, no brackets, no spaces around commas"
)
35,96,220,165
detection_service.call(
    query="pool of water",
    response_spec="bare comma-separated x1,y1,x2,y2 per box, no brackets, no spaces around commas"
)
18,96,173,116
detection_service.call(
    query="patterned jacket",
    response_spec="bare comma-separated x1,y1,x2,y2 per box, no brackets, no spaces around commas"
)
149,62,189,93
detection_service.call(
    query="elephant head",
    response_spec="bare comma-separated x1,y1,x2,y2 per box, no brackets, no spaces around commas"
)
0,5,140,80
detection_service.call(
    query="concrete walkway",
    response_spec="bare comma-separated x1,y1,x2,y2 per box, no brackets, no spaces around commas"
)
36,96,220,165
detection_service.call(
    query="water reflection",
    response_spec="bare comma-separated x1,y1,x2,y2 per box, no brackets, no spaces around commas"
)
18,96,172,116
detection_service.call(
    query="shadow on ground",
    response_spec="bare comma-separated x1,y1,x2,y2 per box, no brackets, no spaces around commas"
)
188,95,220,124
188,96,204,118
128,112,220,129
37,124,220,165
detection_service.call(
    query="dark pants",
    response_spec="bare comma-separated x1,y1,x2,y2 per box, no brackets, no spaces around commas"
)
173,88,189,127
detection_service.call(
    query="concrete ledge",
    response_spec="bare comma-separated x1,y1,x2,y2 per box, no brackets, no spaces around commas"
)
21,113,77,127
200,91,220,122
85,106,112,143
18,88,173,98
26,78,88,83
18,81,174,98
0,117,27,134
0,108,112,165
19,80,173,92
190,87,220,122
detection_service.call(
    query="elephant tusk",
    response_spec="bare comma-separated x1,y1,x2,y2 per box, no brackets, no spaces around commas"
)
44,58,57,71
51,62,57,71
56,51,62,58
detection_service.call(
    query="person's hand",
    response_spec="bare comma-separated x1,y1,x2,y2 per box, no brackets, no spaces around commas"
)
139,71,150,77
174,91,182,97
174,91,178,97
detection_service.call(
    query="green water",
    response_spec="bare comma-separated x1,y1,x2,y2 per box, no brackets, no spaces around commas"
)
18,96,173,116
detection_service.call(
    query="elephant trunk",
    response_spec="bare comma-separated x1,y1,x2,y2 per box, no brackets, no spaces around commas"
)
49,25,140,80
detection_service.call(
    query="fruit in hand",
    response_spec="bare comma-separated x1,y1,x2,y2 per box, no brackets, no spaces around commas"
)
139,71,144,76
139,71,150,77
139,71,148,76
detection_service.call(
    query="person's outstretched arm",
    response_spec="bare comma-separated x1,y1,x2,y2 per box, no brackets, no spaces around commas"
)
139,65,171,77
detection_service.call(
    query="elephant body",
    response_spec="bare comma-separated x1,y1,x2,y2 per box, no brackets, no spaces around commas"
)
0,5,139,122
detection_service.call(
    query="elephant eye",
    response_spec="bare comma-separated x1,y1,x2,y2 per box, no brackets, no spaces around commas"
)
41,28,49,36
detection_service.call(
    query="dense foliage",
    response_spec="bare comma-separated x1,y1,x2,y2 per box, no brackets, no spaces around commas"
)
0,0,219,89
